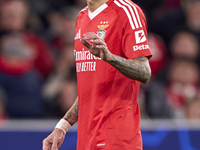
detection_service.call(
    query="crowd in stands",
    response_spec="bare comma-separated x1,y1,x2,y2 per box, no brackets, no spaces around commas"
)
0,0,200,120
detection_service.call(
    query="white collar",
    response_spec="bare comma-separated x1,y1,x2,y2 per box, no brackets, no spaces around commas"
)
88,3,108,20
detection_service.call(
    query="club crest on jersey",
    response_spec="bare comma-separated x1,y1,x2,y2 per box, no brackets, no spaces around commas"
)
97,21,109,39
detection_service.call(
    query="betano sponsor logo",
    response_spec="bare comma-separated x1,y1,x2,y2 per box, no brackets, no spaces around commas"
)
133,44,149,51
135,30,146,44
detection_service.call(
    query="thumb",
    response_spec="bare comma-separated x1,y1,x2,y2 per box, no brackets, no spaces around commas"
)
80,39,92,49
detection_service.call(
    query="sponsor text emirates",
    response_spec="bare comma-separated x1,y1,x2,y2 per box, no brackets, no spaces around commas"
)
74,48,101,72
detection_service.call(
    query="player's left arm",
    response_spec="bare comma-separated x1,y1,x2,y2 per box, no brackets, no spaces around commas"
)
108,55,151,84
80,32,151,84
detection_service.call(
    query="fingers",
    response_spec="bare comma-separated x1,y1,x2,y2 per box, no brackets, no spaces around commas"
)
83,32,100,40
95,45,107,49
42,129,66,150
80,32,106,49
91,39,106,47
43,139,52,150
80,32,111,61
80,39,92,49
80,38,105,49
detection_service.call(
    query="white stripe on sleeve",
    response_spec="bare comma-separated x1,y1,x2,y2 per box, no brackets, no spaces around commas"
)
124,0,142,27
114,0,135,30
118,0,139,28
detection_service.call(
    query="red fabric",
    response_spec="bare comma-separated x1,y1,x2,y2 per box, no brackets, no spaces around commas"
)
164,0,180,9
0,31,54,76
52,37,64,51
0,56,33,75
74,0,152,149
0,114,8,120
148,33,168,77
166,83,198,109
166,84,185,109
25,32,54,77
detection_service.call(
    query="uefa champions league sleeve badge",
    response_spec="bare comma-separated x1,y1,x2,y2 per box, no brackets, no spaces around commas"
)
97,21,109,39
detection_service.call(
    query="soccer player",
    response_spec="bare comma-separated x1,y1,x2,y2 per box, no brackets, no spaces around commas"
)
43,0,152,149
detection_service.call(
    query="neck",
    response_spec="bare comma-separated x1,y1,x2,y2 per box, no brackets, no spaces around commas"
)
87,0,109,12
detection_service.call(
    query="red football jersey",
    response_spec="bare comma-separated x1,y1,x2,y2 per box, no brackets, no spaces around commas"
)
74,0,152,149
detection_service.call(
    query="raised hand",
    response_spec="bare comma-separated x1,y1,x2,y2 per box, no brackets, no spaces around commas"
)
80,32,114,62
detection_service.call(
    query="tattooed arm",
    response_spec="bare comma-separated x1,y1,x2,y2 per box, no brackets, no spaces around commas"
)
63,97,79,125
108,55,151,84
80,32,151,84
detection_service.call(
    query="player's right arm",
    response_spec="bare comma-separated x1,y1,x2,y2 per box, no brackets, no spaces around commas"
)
43,97,79,150
63,97,79,125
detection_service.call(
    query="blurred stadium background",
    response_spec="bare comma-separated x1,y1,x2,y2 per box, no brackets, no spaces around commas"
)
0,0,200,149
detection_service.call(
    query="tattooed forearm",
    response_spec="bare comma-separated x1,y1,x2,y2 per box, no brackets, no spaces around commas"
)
63,97,78,126
108,55,151,84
